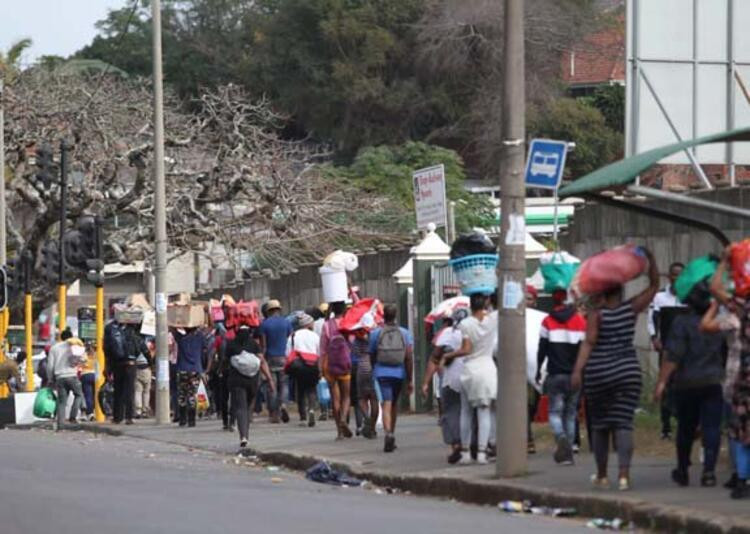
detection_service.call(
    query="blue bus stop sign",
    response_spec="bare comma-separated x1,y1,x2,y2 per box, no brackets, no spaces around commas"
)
524,139,568,190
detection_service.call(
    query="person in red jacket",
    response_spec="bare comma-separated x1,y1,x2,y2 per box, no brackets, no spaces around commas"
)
536,289,586,465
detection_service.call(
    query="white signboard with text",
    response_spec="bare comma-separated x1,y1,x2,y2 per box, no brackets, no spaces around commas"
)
413,164,447,230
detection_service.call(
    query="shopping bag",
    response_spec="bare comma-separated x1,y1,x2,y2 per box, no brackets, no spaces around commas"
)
539,251,580,292
33,387,57,419
196,380,210,412
316,378,331,407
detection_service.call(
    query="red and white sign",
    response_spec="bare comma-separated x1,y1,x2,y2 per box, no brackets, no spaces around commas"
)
412,164,447,230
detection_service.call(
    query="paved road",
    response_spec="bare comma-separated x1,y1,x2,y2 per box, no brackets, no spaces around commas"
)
0,429,586,534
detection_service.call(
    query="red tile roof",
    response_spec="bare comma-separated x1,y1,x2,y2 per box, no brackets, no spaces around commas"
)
561,17,625,86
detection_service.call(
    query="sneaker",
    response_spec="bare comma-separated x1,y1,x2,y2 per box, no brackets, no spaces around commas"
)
618,477,631,491
590,474,610,489
384,435,396,453
88,414,95,422
671,468,689,487
527,441,536,455
240,439,248,448
731,480,750,499
125,419,134,425
554,436,572,464
701,471,717,487
486,444,497,459
477,451,488,465
661,431,672,441
307,410,316,428
459,450,473,465
447,449,463,465
356,427,362,437
724,473,739,489
572,444,580,454
280,407,290,424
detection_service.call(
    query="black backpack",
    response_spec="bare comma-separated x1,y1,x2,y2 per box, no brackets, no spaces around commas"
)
104,322,128,362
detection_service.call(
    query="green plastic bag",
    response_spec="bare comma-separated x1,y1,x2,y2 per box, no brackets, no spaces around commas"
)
674,255,719,302
33,387,57,419
539,252,580,293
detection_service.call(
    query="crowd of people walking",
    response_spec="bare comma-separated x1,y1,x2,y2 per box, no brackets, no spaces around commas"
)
35,240,750,503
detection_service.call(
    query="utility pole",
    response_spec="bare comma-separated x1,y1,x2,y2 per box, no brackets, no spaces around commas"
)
496,0,527,477
152,0,170,425
0,79,6,266
92,217,106,422
58,141,69,339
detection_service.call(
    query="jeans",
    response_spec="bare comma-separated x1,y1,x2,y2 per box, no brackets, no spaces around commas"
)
267,356,289,416
134,367,152,416
674,384,723,473
731,440,750,479
546,373,580,443
113,362,137,423
55,376,83,427
81,373,96,416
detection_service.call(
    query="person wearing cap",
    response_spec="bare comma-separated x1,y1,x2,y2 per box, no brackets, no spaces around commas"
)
260,299,293,423
47,333,87,429
285,313,321,427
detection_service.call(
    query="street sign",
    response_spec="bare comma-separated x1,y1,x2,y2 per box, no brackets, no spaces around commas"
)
524,139,568,189
413,164,447,230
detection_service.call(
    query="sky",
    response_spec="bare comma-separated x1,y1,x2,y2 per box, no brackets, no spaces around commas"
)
0,0,127,65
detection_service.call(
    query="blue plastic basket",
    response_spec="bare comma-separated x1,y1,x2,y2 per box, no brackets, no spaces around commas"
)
448,254,499,295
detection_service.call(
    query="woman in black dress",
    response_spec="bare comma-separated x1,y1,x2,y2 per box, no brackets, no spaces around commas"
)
572,247,659,491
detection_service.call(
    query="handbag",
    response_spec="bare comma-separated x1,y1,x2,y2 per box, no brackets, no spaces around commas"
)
230,350,261,377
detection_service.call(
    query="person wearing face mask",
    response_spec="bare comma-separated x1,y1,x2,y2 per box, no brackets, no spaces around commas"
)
655,280,725,488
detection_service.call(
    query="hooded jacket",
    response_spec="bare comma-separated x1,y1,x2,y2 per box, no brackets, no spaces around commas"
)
537,305,586,376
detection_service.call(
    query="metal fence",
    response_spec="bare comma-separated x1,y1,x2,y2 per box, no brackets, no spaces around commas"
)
430,262,460,309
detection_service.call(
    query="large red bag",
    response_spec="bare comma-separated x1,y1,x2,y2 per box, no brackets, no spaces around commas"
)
730,239,750,298
573,245,648,296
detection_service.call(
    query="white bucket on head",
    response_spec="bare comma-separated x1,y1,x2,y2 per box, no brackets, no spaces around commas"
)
319,266,348,303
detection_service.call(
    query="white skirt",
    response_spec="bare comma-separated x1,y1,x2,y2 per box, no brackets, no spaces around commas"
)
460,356,497,407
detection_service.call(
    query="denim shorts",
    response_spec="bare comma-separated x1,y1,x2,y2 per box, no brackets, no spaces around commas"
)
376,377,403,402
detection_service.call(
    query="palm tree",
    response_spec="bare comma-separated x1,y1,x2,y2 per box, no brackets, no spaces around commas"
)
0,38,32,83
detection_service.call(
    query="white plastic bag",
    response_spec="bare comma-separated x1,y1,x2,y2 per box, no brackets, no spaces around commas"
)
323,250,359,272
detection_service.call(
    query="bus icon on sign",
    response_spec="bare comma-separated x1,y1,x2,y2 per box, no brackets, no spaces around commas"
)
525,139,568,190
530,152,560,178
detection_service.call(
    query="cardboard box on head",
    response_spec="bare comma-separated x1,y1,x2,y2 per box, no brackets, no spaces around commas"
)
167,304,206,328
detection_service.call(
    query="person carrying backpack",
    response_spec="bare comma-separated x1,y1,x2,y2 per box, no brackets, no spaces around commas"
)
319,301,353,439
368,305,414,453
104,319,140,425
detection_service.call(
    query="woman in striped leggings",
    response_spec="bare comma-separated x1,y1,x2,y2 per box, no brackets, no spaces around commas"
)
572,247,659,491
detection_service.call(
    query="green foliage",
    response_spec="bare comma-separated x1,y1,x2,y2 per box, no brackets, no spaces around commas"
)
0,38,33,83
325,142,494,233
580,84,625,132
528,97,623,180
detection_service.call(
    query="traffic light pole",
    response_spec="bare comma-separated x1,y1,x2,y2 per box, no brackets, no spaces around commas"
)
152,0,171,425
24,255,33,392
92,217,106,422
58,141,69,339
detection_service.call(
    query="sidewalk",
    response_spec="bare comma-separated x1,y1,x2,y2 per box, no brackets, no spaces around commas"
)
80,414,748,533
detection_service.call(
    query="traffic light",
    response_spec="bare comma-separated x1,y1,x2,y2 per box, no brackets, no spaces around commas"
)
63,229,85,271
6,257,23,297
35,144,55,190
77,215,104,272
41,240,61,283
0,266,8,311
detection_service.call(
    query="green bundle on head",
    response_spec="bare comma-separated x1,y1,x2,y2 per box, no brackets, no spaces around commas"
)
674,255,720,302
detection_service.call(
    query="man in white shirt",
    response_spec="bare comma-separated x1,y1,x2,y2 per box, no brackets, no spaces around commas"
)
648,262,687,440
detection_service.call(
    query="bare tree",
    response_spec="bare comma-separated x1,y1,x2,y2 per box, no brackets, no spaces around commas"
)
3,70,410,298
